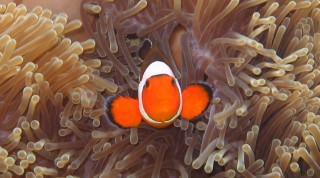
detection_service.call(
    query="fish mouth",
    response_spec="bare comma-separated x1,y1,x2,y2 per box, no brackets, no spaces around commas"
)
164,114,179,123
147,118,162,124
142,110,180,125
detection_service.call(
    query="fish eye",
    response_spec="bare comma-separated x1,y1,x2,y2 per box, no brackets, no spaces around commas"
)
145,80,149,88
171,79,176,86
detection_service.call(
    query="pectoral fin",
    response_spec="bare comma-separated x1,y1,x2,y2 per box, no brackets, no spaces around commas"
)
181,83,212,120
107,96,142,128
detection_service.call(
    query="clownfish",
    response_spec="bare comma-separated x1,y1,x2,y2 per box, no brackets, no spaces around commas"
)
106,43,212,128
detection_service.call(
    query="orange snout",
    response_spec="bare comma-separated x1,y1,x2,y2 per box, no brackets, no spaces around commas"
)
141,75,181,125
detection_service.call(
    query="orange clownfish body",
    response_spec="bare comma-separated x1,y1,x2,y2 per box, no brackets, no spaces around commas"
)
107,46,212,128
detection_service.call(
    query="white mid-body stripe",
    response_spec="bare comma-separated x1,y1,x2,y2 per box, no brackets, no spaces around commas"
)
138,61,182,124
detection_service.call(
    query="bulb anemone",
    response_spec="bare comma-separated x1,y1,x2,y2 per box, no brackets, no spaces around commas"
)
1,0,320,177
0,2,117,177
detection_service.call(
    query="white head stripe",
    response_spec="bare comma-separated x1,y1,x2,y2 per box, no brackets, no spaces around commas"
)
138,61,182,124
142,61,174,80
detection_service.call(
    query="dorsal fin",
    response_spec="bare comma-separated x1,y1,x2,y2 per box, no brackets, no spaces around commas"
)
139,41,173,76
138,39,152,61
